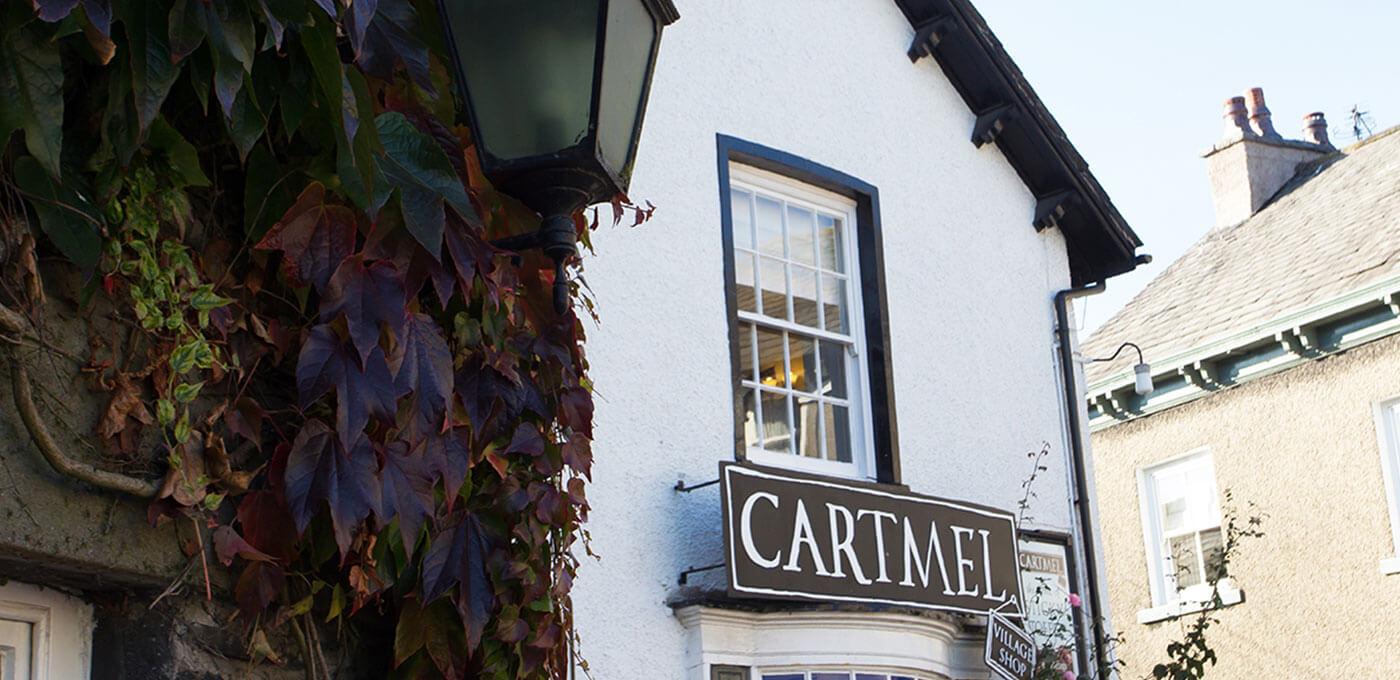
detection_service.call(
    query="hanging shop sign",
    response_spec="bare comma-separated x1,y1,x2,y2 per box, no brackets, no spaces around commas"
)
720,462,1024,616
1018,534,1079,669
985,609,1037,680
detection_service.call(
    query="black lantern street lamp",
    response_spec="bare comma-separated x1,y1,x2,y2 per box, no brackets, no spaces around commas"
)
437,0,680,312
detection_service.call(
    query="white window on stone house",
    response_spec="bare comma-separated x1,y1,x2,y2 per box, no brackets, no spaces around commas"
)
1138,450,1227,606
726,163,874,480
1370,397,1400,574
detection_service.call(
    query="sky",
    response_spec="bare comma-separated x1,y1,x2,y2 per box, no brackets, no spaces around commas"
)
972,0,1400,336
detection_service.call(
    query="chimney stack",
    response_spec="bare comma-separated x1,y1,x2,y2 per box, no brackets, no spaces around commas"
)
1203,87,1334,228
1221,96,1254,141
1245,87,1280,139
1302,112,1333,148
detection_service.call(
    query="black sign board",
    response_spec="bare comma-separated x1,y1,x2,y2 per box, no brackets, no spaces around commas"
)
985,610,1037,680
720,462,1024,616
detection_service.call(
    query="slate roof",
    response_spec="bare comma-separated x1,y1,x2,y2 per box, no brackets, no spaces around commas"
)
1084,127,1400,385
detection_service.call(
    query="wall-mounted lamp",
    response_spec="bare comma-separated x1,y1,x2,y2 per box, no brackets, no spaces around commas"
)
1090,342,1153,396
437,0,680,313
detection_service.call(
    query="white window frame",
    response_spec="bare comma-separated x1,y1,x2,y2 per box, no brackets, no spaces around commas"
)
676,606,974,680
1371,397,1400,574
1136,449,1240,622
727,163,876,481
0,581,93,680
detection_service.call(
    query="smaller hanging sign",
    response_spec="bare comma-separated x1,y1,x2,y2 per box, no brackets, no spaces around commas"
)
985,609,1037,680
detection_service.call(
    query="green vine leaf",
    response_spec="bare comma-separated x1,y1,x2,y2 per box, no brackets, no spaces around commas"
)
376,112,473,258
12,156,102,269
121,0,182,134
0,24,65,178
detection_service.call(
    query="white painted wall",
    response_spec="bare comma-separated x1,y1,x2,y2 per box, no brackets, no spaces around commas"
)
574,1,1079,676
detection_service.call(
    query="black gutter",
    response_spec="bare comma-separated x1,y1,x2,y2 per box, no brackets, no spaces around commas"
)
1054,280,1110,677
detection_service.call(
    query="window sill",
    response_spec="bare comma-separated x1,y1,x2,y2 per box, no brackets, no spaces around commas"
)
1381,557,1400,575
1136,586,1243,625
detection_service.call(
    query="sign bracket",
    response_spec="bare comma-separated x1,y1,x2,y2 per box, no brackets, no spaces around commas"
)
674,478,720,493
677,563,725,585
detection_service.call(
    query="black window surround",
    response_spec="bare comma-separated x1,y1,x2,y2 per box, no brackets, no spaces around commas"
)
716,134,901,485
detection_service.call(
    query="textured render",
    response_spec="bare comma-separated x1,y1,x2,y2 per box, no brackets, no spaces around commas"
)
1087,128,1400,385
0,305,187,591
1092,332,1400,678
574,1,1084,677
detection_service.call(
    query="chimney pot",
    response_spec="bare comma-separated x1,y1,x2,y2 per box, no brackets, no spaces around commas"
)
1222,96,1254,141
1246,87,1280,139
1302,112,1333,148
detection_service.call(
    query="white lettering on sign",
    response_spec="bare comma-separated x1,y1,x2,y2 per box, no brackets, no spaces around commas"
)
723,464,1024,616
858,509,898,583
739,491,781,568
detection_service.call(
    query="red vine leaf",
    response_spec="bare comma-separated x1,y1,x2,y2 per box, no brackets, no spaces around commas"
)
213,525,275,566
354,2,435,93
419,512,495,655
223,396,265,451
389,312,453,436
255,183,358,292
235,561,285,617
321,255,407,364
559,387,594,439
297,324,403,448
236,490,297,561
421,429,470,506
377,441,435,558
282,420,381,555
505,423,545,458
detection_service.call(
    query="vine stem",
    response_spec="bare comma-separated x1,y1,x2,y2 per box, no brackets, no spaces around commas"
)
192,516,212,601
0,300,160,497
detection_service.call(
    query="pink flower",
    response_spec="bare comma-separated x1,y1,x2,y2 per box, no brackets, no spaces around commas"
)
1068,593,1082,608
1062,671,1076,680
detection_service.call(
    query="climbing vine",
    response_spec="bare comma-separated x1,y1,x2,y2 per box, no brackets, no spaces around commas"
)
0,1,650,677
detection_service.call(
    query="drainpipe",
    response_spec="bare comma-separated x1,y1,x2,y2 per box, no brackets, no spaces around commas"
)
1054,280,1110,678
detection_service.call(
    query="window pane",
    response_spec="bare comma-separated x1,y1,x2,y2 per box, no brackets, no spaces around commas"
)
756,196,785,256
813,674,852,680
788,205,817,266
735,252,758,313
757,327,786,388
788,334,815,393
818,340,848,399
791,266,820,329
818,214,844,272
731,189,754,250
823,403,852,463
761,675,804,680
760,257,788,320
1162,496,1188,533
1201,528,1226,581
1168,534,1200,589
821,275,848,333
761,390,791,453
856,675,888,680
795,394,820,458
737,322,755,382
742,388,761,450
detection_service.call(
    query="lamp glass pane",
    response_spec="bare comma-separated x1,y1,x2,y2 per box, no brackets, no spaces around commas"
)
447,0,600,161
598,0,658,178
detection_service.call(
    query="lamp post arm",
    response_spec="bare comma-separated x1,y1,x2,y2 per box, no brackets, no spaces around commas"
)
1089,341,1144,365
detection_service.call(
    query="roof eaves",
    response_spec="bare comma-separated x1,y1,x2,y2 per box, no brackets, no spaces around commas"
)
892,0,1143,284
